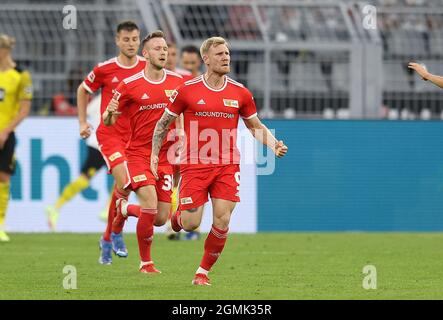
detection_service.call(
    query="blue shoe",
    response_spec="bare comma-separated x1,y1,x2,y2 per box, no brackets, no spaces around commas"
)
99,237,112,265
185,231,201,241
111,232,128,258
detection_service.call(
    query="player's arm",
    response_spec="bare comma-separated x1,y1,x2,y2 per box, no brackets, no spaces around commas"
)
243,115,288,158
151,111,177,179
102,97,121,126
408,62,443,89
77,84,93,139
0,71,32,148
174,113,185,155
79,67,103,139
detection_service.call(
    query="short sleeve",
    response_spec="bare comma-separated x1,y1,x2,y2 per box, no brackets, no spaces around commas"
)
239,87,257,120
18,70,33,100
166,85,187,117
82,65,103,94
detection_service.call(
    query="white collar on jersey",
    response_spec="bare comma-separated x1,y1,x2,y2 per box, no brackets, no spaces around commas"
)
115,55,142,69
202,74,228,92
142,69,167,84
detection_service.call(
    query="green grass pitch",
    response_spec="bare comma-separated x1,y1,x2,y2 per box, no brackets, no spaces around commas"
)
1,233,443,299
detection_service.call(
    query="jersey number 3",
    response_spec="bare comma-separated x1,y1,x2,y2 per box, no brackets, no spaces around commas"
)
162,174,173,191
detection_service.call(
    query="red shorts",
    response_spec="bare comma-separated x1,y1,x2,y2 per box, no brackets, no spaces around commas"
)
178,164,240,210
126,160,174,203
97,133,128,173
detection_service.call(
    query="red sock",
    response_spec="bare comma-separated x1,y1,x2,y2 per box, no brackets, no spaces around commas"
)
199,225,229,271
127,204,140,218
174,210,183,228
136,208,157,262
108,188,129,236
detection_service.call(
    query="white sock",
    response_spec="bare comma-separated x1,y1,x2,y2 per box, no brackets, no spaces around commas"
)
140,261,153,268
196,267,209,275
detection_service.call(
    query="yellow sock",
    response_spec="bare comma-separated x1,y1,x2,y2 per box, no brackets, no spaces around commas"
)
171,186,178,213
55,175,89,210
0,182,10,227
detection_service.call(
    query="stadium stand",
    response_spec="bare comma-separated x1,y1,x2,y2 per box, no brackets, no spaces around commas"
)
1,0,442,119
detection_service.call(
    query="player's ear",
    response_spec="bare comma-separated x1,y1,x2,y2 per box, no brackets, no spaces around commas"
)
202,54,209,66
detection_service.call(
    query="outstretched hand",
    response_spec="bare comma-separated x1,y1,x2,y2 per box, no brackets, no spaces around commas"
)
408,62,429,81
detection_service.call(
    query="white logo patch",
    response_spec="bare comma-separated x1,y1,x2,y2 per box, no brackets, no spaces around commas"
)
197,99,206,105
133,174,147,183
111,76,119,83
87,71,95,83
180,197,193,205
141,93,149,100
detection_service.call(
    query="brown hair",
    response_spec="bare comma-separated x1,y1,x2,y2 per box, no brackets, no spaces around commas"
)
142,30,165,48
116,21,139,34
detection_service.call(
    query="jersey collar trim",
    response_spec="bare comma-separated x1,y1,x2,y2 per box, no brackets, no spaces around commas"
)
115,56,142,69
142,69,167,84
202,74,227,92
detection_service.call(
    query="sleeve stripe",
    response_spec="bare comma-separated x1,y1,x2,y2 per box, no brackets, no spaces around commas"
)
165,108,179,117
242,112,257,120
82,81,94,94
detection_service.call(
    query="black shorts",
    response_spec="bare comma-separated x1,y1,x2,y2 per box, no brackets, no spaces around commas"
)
81,146,106,178
0,132,16,175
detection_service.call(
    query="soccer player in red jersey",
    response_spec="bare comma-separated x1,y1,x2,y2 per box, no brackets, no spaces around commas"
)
150,36,288,285
103,30,184,273
166,42,193,80
180,45,202,78
165,44,203,241
76,21,146,265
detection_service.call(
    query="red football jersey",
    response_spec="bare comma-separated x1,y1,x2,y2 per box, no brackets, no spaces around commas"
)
82,56,146,142
166,75,257,168
114,69,184,165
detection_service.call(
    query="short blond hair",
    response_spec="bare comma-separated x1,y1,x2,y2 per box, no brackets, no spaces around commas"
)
200,37,229,58
0,34,16,49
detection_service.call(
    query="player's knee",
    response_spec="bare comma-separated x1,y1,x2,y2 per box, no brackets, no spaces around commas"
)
183,220,200,232
154,214,168,227
0,172,11,183
214,213,231,230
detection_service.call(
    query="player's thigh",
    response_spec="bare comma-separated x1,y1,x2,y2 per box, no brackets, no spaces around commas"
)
0,132,16,183
178,167,212,211
81,147,106,179
209,165,241,204
0,171,10,183
111,162,130,189
211,198,236,228
135,185,157,209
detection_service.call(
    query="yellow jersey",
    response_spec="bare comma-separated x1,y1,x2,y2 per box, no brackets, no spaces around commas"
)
0,66,33,131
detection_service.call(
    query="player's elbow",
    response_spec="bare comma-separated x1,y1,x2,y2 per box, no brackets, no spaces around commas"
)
20,101,31,118
77,83,89,97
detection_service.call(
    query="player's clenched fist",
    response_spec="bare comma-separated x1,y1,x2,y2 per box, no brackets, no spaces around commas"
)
102,98,122,126
106,98,121,115
79,122,93,139
274,140,288,158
